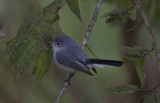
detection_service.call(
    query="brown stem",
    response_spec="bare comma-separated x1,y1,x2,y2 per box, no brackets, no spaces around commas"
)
134,0,160,69
81,0,103,50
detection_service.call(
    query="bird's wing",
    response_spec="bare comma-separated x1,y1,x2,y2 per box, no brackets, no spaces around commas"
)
56,47,93,76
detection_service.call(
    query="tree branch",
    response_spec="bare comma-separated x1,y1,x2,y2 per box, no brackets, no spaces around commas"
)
134,0,160,69
54,0,103,103
55,82,68,103
81,0,103,50
137,83,160,103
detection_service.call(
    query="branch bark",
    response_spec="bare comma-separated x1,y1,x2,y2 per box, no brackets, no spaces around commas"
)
134,0,160,69
54,0,103,103
81,0,103,50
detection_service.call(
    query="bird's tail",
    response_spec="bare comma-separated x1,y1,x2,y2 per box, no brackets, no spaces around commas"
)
88,59,123,68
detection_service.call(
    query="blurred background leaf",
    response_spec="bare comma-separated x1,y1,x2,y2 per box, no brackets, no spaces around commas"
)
143,97,157,103
32,50,53,81
134,59,145,88
14,38,38,80
66,0,81,21
3,0,62,80
105,84,138,95
104,6,136,23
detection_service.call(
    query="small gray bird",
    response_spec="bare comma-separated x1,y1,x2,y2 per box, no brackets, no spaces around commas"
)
52,34,123,84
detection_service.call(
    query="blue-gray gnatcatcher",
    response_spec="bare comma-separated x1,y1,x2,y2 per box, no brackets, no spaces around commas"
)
52,34,123,84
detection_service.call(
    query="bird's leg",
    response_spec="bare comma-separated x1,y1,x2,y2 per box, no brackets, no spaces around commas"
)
64,72,75,85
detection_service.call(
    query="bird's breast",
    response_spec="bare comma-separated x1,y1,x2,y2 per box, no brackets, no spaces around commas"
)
53,51,76,73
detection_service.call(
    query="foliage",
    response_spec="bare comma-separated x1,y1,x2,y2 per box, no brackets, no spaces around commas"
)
3,0,82,80
143,97,157,103
66,0,81,21
104,0,160,24
103,0,160,100
105,46,158,102
103,6,136,23
122,46,155,88
32,50,53,81
134,58,145,88
105,84,138,95
3,0,62,80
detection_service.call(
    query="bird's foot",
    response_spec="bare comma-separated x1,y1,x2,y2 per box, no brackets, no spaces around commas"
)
64,79,71,85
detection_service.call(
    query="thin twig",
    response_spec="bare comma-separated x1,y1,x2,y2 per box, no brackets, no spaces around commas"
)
81,0,103,50
137,94,146,103
148,83,160,91
134,0,160,69
86,44,99,59
55,82,68,103
127,21,143,32
143,48,154,58
54,0,103,103
136,83,160,103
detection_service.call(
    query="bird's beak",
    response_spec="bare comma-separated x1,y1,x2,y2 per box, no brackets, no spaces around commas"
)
52,42,55,48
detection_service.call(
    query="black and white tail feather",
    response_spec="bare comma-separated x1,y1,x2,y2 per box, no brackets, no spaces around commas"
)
86,59,123,76
88,59,123,67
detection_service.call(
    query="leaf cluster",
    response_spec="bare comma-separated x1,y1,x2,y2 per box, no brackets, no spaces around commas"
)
3,0,82,80
104,0,160,25
103,5,136,23
105,46,158,102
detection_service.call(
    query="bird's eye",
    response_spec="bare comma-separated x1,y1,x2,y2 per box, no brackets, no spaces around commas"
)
56,42,61,45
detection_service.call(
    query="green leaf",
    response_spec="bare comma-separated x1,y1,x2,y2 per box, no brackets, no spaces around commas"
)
3,0,63,80
3,35,28,69
122,46,150,60
43,0,66,22
3,37,38,80
32,50,52,81
17,18,32,36
104,8,128,16
105,84,138,95
149,52,156,60
104,6,137,23
66,0,81,21
143,97,157,103
32,2,62,40
14,38,38,80
105,15,122,23
104,7,138,23
104,8,126,23
122,57,129,63
129,7,136,21
122,46,141,55
135,59,145,88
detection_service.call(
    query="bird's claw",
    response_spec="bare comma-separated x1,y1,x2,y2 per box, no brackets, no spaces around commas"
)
64,79,71,85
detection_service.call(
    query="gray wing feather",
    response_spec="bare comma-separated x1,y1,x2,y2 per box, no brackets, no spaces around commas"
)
56,46,93,75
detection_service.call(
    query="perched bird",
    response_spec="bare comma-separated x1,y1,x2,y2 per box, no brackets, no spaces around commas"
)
52,34,123,84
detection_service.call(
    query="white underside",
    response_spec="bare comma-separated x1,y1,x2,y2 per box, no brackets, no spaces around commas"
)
53,51,77,73
93,64,115,68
